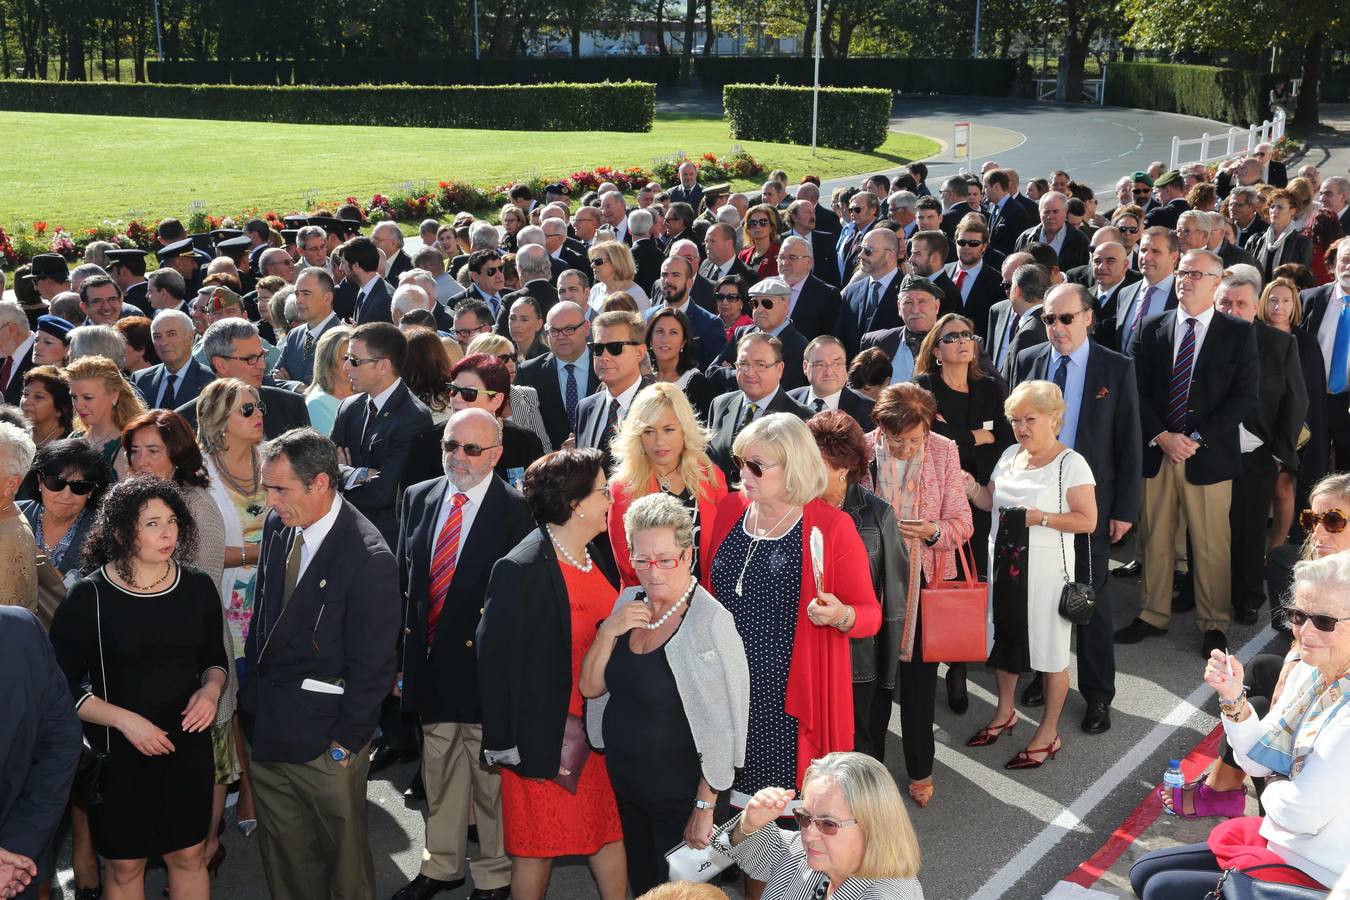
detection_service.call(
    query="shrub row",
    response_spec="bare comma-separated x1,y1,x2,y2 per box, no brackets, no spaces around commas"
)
1104,62,1268,127
723,84,891,152
0,79,656,132
149,57,682,87
699,57,1017,96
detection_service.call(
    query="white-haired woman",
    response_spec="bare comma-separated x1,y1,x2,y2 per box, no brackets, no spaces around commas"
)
0,421,38,609
964,381,1097,770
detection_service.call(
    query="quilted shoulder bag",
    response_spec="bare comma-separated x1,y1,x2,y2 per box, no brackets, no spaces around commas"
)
1056,453,1096,626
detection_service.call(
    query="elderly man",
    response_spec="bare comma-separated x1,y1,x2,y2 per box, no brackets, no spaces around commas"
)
176,319,311,437
626,209,664,293
1319,175,1350,234
699,222,755,285
1252,142,1288,187
774,234,841,341
451,299,495,353
1228,186,1268,249
661,202,697,256
297,225,330,272
24,253,70,303
645,255,725,369
884,190,919,240
706,331,812,480
391,284,441,330
836,227,903,360
713,277,808,391
781,198,840,287
571,206,603,249
597,191,631,245
789,334,874,427
1011,283,1142,732
796,180,840,236
77,274,130,327
1204,211,1258,271
515,301,597,449
859,274,947,384
837,191,880,283
1144,171,1191,231
448,222,501,276
1176,210,1212,254
987,261,1050,379
499,244,558,334
1080,239,1137,329
1015,191,1090,271
540,216,584,279
133,309,215,409
373,221,413,283
0,301,35,405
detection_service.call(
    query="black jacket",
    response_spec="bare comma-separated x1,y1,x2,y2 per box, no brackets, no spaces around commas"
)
706,388,812,483
840,484,904,689
355,276,395,325
943,261,1004,341
515,352,601,449
988,197,1033,256
788,385,875,431
1245,320,1309,470
786,275,843,342
836,271,903,360
1249,230,1315,282
1014,224,1091,271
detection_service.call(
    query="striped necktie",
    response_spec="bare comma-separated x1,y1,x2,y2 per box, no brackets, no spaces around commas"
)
1166,317,1198,433
426,493,469,646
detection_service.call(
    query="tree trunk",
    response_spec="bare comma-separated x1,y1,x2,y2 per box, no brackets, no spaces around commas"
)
702,0,713,56
679,0,696,81
655,0,667,56
1294,29,1322,127
802,0,816,58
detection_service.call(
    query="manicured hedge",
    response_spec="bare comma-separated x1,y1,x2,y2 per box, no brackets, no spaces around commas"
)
0,79,656,132
149,57,682,87
723,84,891,152
1104,62,1268,127
698,57,1016,97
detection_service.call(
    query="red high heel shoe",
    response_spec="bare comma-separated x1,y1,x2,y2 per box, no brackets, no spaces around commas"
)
1005,735,1062,770
966,712,1018,747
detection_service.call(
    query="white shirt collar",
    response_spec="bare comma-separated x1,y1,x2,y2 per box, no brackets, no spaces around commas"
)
297,491,343,553
607,375,643,410
446,470,494,510
166,357,195,379
307,311,338,339
9,332,35,363
368,378,402,413
869,268,900,293
808,388,842,408
1179,305,1216,329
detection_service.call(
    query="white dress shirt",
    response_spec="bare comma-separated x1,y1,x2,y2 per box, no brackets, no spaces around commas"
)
431,472,494,568
295,491,344,582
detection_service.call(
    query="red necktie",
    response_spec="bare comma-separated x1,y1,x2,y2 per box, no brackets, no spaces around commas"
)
0,357,12,391
426,493,468,646
954,269,968,290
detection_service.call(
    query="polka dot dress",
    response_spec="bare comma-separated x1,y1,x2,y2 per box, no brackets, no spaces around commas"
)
710,512,803,803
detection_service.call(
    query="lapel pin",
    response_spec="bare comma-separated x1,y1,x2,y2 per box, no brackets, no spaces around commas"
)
319,579,327,588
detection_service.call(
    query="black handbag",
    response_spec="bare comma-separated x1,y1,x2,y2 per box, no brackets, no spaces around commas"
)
1055,453,1096,626
1204,866,1329,899
73,582,111,807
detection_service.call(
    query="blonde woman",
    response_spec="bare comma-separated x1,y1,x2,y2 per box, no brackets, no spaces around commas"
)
500,203,527,252
67,354,146,477
303,326,353,436
607,383,728,589
587,241,648,315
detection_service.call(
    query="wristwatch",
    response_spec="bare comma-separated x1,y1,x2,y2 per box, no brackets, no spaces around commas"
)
1040,512,1050,528
694,799,714,810
329,744,350,763
924,523,942,547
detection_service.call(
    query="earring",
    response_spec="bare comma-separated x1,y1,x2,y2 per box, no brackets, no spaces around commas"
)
577,511,585,519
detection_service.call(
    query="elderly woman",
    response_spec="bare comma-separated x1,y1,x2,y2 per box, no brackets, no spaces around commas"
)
21,365,75,447
608,383,727,589
1131,552,1350,898
964,381,1097,769
465,332,553,452
19,438,109,587
587,241,649,315
507,294,549,361
706,413,881,822
32,314,74,368
1251,189,1315,280
808,412,906,768
50,477,228,900
646,307,719,421
67,354,147,476
715,274,753,341
712,751,924,900
739,204,783,279
581,493,750,895
449,353,545,489
862,384,973,804
68,324,128,370
0,422,38,609
303,325,353,437
115,315,158,373
478,449,626,900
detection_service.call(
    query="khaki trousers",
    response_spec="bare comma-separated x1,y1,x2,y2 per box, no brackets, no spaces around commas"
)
420,721,510,888
1138,459,1232,633
247,742,375,900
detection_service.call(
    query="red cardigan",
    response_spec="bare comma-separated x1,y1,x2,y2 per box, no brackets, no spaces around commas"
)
704,493,881,782
607,465,730,589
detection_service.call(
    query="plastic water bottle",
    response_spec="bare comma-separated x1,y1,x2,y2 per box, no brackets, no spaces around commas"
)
1161,759,1185,815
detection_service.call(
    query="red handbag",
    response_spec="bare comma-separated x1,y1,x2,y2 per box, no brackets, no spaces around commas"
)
920,542,989,663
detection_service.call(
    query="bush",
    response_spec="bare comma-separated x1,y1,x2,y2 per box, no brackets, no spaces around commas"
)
651,150,765,185
150,57,682,88
698,57,1016,96
1104,62,1268,127
0,79,656,133
722,84,891,152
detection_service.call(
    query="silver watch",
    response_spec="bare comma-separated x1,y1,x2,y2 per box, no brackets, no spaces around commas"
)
694,799,714,810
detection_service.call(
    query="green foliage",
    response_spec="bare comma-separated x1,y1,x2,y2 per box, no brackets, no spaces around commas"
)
148,57,682,87
0,79,657,133
723,83,890,151
697,57,1016,97
1104,62,1267,127
650,150,766,184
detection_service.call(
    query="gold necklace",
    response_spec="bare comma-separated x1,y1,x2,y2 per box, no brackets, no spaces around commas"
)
128,561,173,592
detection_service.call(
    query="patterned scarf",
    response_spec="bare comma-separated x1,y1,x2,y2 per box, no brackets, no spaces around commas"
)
1246,667,1350,778
873,431,925,662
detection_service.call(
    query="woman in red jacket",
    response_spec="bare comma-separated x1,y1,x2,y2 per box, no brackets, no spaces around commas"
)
738,204,783,280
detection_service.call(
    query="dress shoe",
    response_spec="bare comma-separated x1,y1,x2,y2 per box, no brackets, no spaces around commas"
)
1233,607,1259,626
1021,672,1045,707
1005,735,1061,770
1081,702,1112,734
390,874,465,900
1201,629,1227,659
403,770,426,801
368,744,419,776
1112,559,1141,578
468,888,511,900
1114,618,1166,644
945,664,969,714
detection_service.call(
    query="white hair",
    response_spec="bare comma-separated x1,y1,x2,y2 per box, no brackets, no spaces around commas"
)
0,421,36,480
627,208,653,238
0,299,31,334
391,284,432,317
1221,263,1264,293
715,206,742,227
372,221,404,245
469,222,500,251
1038,190,1069,210
151,308,194,332
68,324,127,369
399,268,439,298
1293,552,1350,610
516,225,546,247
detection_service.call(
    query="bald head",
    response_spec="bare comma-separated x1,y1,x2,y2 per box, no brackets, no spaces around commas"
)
1091,241,1128,291
1000,251,1034,281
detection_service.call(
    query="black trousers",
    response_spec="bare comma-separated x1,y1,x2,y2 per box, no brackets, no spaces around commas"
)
1129,842,1223,900
852,679,894,763
1328,395,1350,471
614,792,691,896
893,601,938,781
1074,530,1116,706
1230,447,1278,614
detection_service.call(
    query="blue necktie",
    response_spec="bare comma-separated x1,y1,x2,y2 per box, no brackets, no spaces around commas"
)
564,363,579,426
1053,354,1070,394
1330,301,1350,394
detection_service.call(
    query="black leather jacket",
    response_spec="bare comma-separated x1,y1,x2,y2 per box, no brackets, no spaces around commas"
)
841,482,905,689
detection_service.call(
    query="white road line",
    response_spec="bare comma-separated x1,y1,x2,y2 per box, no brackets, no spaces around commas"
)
966,625,1276,900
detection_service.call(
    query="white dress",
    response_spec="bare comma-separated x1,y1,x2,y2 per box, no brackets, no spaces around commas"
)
988,446,1096,673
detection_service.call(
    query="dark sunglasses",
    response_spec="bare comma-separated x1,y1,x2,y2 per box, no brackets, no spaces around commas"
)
1041,310,1087,326
40,472,97,496
441,439,501,457
587,340,641,357
588,257,608,266
481,266,502,276
939,330,974,344
955,239,985,248
1117,225,1141,234
1132,188,1152,194
731,454,780,478
1283,607,1350,633
747,218,771,228
791,808,858,835
751,298,779,310
447,383,500,402
1000,280,1013,291
239,401,267,418
716,292,743,302
1300,508,1348,533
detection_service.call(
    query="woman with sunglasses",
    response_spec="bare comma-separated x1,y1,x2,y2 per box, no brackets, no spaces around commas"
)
580,493,749,894
645,308,719,422
1132,551,1350,899
478,448,627,900
67,354,147,479
587,241,649,316
21,365,75,448
1110,205,1145,267
466,332,553,453
739,204,783,280
712,751,924,900
714,274,753,342
448,353,543,491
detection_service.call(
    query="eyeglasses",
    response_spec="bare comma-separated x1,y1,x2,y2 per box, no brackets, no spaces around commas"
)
747,218,771,228
441,439,501,457
238,401,268,418
861,246,886,256
629,555,684,571
939,329,974,344
1040,309,1088,326
848,205,865,213
1283,607,1350,633
40,472,98,496
447,383,500,402
751,297,779,310
791,809,858,836
1176,269,1219,280
732,454,780,478
1300,508,1348,533
452,325,490,339
777,253,811,263
546,322,585,338
344,354,385,367
1132,188,1152,195
999,280,1013,292
493,353,515,365
955,239,985,248
1117,225,1141,234
587,340,641,356
223,352,267,366
734,360,778,373
715,292,743,302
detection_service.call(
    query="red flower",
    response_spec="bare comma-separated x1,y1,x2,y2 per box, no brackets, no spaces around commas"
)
1096,387,1110,399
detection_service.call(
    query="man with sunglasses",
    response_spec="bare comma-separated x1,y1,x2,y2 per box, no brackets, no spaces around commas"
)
835,227,903,360
835,191,879,284
942,217,1005,341
392,408,533,900
706,332,811,483
983,169,1033,256
573,310,652,472
774,235,841,340
341,236,395,325
465,250,506,322
176,318,311,439
661,203,698,258
712,277,808,392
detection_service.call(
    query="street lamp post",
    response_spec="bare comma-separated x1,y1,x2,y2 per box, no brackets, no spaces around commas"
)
811,0,822,156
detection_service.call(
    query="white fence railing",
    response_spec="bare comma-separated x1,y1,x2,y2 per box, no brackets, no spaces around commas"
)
1167,107,1286,171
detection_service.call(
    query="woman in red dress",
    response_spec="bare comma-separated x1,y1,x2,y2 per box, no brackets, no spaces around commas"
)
477,448,626,900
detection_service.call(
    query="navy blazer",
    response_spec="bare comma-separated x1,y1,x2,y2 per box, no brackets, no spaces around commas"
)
1014,224,1091,271
1108,279,1181,354
133,359,216,410
515,352,602,449
787,275,842,341
355,277,394,325
835,272,903,360
330,382,433,548
397,475,535,725
943,261,1004,341
1,351,35,406
644,298,727,371
988,197,1033,256
788,385,875,431
276,314,344,385
706,388,812,483
241,502,399,764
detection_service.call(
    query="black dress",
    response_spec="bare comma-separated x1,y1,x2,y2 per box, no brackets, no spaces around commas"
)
50,566,227,859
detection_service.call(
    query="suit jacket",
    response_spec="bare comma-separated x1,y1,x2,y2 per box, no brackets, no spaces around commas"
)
575,375,656,470
1129,308,1259,484
630,237,665,295
940,202,974,249
1066,265,1142,290
987,301,1046,377
1266,160,1288,188
1144,198,1190,231
667,183,704,209
930,270,965,318
1250,231,1315,281
1245,320,1309,470
515,352,602,449
1236,215,1269,249
714,324,808,392
651,274,717,316
787,275,842,341
1216,239,1258,271
332,277,359,320
1,350,35,406
386,249,413,284
785,229,843,287
355,277,394,325
788,385,874,430
1012,342,1143,526
988,198,1033,255
1014,224,1091,271
132,359,215,409
1105,278,1180,354
706,388,812,483
330,382,434,548
496,280,559,337
643,298,727,370
944,261,1003,340
397,475,535,724
699,256,757,288
837,220,876,284
835,272,902,360
176,383,308,439
276,314,343,386
241,500,399,764
813,203,841,238
122,281,151,316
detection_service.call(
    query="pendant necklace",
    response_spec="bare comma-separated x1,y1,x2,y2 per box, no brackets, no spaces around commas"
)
735,502,796,597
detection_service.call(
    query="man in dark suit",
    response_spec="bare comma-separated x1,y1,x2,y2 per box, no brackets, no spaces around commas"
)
938,175,974,250
706,332,812,482
340,237,394,325
777,236,841,341
1318,176,1350,236
464,251,508,324
652,239,717,315
1012,284,1142,734
242,429,398,900
133,309,214,409
1255,144,1288,188
666,161,704,210
542,217,586,279
1228,186,1268,249
699,223,757,286
0,301,36,406
627,209,666,294
373,221,414,284
1015,191,1091,272
1108,227,1181,354
984,169,1033,256
105,247,152,315
943,217,1005,339
574,310,652,472
790,335,875,428
495,246,558,336
860,275,946,384
276,268,343,386
645,255,726,370
1298,241,1350,471
598,190,632,245
393,409,533,900
835,227,903,360
1215,269,1308,626
175,319,310,438
1081,240,1139,336
1115,249,1259,657
987,259,1050,380
514,301,598,449
713,277,809,392
836,192,880,283
784,198,842,286
794,181,840,237
662,203,699,258
1143,171,1190,231
906,230,963,317
1005,170,1040,221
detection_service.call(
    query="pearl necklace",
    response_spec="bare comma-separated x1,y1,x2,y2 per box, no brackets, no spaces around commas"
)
643,579,697,629
546,524,593,572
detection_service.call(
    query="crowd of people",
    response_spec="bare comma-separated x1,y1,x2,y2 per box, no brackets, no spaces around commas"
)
1,147,1349,900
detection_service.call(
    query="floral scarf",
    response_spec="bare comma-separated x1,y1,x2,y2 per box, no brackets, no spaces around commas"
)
1246,667,1350,778
873,431,925,661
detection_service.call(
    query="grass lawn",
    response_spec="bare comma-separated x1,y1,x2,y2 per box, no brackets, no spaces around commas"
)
0,111,937,234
